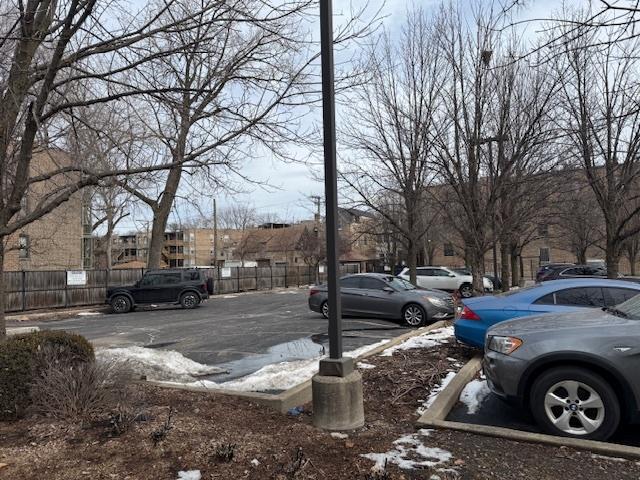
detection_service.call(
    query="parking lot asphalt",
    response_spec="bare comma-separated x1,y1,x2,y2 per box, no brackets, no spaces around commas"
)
448,384,640,447
23,288,411,380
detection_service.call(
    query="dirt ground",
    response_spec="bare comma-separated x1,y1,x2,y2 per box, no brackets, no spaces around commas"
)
2,340,640,480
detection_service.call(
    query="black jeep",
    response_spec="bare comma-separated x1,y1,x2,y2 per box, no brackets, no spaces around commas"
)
107,269,213,314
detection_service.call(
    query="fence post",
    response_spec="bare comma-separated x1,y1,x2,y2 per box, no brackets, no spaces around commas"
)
217,266,221,295
297,266,300,287
64,272,68,308
237,267,240,293
284,265,288,288
255,266,258,291
270,265,273,290
21,270,26,311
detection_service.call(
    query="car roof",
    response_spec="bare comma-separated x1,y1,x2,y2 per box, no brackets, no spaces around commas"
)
516,278,640,297
145,268,201,274
343,273,394,278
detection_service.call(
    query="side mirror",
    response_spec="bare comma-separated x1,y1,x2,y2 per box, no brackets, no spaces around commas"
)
383,286,394,293
448,273,456,277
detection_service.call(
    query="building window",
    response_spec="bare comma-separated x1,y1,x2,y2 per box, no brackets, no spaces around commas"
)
444,243,454,257
18,234,29,259
538,224,549,236
539,247,550,263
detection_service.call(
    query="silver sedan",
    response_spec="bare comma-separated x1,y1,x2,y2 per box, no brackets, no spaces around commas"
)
308,273,455,327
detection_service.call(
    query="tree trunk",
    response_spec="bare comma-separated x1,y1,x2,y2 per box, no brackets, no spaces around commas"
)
147,167,183,269
500,241,510,292
576,248,587,265
606,244,620,278
510,249,520,287
469,247,485,295
407,239,417,285
629,252,637,276
0,245,5,338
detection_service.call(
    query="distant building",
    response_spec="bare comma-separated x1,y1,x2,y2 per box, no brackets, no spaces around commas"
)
4,150,85,271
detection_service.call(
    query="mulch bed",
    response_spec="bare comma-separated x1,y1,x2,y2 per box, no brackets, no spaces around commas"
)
2,338,640,479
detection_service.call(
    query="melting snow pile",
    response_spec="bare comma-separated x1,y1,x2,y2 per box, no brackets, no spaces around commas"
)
459,379,491,414
417,371,457,415
357,362,376,370
379,327,453,357
189,340,389,392
96,347,226,382
362,429,452,470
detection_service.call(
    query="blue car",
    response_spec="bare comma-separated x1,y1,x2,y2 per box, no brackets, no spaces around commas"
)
454,278,640,348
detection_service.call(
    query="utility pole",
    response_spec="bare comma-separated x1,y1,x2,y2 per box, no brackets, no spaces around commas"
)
310,195,322,222
212,197,217,266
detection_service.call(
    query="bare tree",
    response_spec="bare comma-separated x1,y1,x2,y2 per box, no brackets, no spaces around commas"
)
297,226,326,284
340,8,445,285
556,24,640,277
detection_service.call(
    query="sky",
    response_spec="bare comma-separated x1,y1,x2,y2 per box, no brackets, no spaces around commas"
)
114,0,588,233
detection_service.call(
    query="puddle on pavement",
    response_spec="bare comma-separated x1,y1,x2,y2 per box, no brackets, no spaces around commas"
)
208,336,327,382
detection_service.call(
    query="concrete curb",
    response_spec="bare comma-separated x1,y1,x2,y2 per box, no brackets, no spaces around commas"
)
417,354,482,423
416,355,640,459
147,320,450,413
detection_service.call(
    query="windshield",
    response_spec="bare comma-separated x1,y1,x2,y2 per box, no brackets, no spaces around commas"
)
386,276,416,290
611,294,640,319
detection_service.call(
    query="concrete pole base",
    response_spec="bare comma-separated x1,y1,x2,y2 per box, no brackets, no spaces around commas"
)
312,370,364,431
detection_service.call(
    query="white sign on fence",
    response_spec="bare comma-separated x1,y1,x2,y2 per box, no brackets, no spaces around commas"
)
319,265,326,273
66,270,87,286
221,267,232,278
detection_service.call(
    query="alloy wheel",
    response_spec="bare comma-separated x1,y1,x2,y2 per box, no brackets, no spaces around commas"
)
403,305,423,326
460,285,473,298
113,297,129,313
321,302,329,318
183,294,197,308
543,380,605,436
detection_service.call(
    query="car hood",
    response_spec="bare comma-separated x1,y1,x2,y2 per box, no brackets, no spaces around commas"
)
410,287,451,298
488,309,631,336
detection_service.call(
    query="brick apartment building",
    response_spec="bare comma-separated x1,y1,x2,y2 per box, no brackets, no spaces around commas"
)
4,149,85,271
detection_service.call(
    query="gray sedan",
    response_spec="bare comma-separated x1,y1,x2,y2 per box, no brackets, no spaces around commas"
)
308,273,455,327
484,295,640,441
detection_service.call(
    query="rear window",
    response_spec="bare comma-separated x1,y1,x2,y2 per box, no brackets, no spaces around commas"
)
603,287,639,306
340,277,360,288
554,287,605,307
533,293,555,305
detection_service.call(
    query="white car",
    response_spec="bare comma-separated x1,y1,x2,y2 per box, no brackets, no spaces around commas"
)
398,266,493,298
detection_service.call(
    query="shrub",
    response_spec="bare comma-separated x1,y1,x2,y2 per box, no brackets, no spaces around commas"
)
0,330,95,419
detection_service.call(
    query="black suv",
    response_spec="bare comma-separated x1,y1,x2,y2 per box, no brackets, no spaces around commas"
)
107,269,213,313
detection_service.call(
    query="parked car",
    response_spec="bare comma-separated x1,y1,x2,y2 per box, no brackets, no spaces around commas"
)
535,263,574,282
454,278,640,348
537,264,607,282
398,266,493,298
484,295,640,441
308,273,455,327
452,267,503,291
107,269,213,313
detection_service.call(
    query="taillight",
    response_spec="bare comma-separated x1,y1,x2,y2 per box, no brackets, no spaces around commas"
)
460,305,481,321
309,289,319,296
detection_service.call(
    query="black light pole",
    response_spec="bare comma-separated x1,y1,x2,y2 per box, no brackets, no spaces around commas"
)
319,0,347,373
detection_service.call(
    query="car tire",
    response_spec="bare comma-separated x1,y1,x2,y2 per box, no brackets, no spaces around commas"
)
459,283,473,298
530,366,620,441
180,292,200,309
402,303,426,327
111,295,132,314
321,301,329,319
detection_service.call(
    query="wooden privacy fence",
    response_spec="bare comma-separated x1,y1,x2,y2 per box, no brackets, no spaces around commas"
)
4,264,361,313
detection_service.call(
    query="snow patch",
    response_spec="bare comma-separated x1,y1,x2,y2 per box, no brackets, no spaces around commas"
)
96,346,226,382
277,290,299,294
591,454,627,463
331,432,349,439
77,311,101,316
416,371,457,415
459,379,491,414
379,327,453,357
181,340,389,392
362,429,452,470
250,459,260,467
357,362,376,370
223,295,238,299
177,471,201,480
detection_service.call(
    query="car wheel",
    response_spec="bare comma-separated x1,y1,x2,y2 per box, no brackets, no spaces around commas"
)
180,292,200,309
402,304,426,327
111,295,132,314
459,283,473,298
321,301,329,319
530,367,620,441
